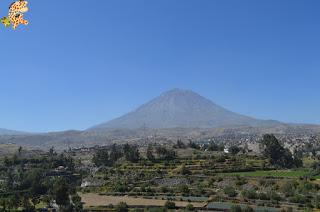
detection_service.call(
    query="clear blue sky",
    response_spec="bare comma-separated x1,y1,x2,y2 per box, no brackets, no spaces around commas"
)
0,0,319,132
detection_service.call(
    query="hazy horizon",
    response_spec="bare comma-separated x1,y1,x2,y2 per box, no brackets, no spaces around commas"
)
1,0,319,132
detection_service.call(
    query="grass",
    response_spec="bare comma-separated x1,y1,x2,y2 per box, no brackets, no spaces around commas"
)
219,170,310,178
207,202,279,212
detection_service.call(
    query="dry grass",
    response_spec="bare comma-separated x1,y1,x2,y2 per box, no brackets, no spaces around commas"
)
80,193,206,208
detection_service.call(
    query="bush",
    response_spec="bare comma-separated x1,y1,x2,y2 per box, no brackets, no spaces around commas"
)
243,206,254,212
224,186,237,197
242,189,257,199
229,146,241,155
179,184,190,195
270,191,281,201
230,205,242,212
289,194,308,204
115,202,129,212
148,207,167,212
235,176,247,186
186,203,194,211
164,201,176,209
180,165,191,175
258,192,270,200
216,155,226,163
280,181,296,197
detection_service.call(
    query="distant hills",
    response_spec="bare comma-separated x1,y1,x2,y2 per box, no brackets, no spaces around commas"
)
91,89,280,130
0,128,26,136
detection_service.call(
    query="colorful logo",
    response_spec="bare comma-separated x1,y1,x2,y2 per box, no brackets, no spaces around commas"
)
1,0,29,30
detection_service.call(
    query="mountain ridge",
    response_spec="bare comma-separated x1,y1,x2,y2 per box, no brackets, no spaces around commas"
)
91,89,281,130
0,128,27,136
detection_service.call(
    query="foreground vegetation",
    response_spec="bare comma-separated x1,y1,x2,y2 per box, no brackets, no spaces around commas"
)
0,134,320,211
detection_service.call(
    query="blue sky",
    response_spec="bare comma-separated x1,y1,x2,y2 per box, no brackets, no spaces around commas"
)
0,0,319,132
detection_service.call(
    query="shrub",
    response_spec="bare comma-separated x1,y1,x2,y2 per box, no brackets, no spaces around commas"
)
186,203,194,211
289,194,307,204
229,146,241,155
180,165,191,175
242,189,257,199
258,192,270,201
179,184,190,195
164,201,175,209
230,205,242,212
224,186,237,197
270,191,281,201
216,155,226,163
243,206,254,212
115,202,129,212
235,176,247,186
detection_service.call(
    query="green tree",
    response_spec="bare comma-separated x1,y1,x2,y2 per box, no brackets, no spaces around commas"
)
72,194,83,211
156,146,175,160
52,178,70,208
123,144,140,163
146,145,155,161
293,149,303,168
18,146,23,155
110,144,123,163
92,149,110,166
261,134,294,168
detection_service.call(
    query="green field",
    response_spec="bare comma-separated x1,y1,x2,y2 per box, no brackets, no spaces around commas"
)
219,170,310,178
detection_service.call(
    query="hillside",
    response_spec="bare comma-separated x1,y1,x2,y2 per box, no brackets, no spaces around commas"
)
0,128,27,136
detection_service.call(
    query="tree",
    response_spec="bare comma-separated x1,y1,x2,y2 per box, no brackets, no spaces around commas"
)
175,139,186,149
4,156,11,167
229,146,241,155
110,144,123,163
123,144,140,163
188,140,200,149
49,147,56,156
208,141,224,151
261,134,294,168
18,146,23,155
52,178,70,208
22,196,36,212
293,149,303,168
72,194,83,211
156,146,176,160
92,149,110,166
146,145,155,161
